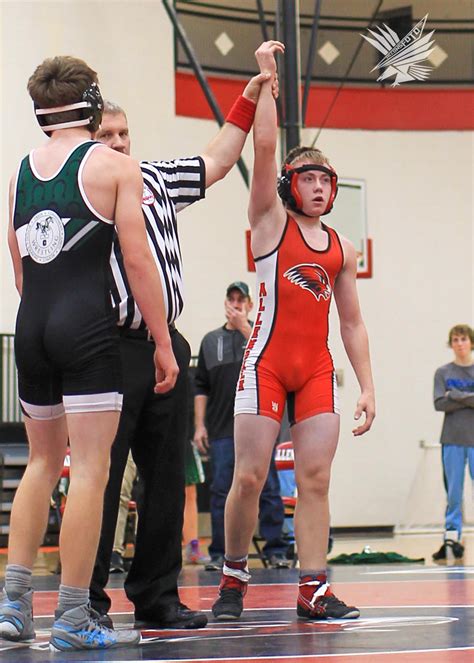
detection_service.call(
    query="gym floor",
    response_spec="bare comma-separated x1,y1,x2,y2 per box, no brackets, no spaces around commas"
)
1,532,474,661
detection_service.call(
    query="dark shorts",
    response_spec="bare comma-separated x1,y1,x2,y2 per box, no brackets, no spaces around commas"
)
15,302,122,420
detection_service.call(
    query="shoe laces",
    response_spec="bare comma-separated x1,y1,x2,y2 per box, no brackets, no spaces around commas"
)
219,588,245,602
321,593,347,609
303,593,348,618
87,605,114,635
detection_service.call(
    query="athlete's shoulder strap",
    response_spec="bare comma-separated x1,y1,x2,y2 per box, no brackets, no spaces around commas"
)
323,222,345,270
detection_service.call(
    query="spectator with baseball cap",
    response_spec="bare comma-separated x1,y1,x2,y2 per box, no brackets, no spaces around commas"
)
194,282,289,570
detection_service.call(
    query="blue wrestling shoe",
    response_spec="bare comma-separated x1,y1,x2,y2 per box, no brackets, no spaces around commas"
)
0,588,35,641
49,603,141,652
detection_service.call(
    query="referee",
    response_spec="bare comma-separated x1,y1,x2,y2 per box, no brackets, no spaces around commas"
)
90,69,272,630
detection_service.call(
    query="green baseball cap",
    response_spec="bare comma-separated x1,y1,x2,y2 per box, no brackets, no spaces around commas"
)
226,281,250,298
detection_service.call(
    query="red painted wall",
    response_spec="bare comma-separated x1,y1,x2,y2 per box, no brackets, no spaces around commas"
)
176,71,474,131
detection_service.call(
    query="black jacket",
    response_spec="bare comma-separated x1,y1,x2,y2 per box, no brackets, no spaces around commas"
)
195,324,250,440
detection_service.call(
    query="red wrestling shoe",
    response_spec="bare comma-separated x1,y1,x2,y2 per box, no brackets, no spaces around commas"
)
297,574,360,620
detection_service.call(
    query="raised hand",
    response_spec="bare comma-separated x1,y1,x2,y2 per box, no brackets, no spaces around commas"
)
242,71,280,102
255,40,285,77
242,71,272,103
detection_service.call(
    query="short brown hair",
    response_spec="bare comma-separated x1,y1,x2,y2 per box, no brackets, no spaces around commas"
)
284,146,330,168
27,56,98,130
448,324,474,347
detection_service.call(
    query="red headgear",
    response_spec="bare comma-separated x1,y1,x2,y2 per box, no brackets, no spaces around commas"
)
277,163,338,216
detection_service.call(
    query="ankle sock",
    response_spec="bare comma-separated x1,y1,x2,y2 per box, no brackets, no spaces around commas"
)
5,564,32,599
57,585,89,615
223,557,251,583
225,555,248,563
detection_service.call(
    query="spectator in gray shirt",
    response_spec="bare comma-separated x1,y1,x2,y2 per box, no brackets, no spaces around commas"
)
432,324,474,561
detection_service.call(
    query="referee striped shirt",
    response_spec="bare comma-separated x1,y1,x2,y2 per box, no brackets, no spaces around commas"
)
109,156,206,328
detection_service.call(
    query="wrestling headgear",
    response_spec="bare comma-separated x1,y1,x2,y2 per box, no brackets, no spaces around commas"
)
277,163,338,216
34,82,103,133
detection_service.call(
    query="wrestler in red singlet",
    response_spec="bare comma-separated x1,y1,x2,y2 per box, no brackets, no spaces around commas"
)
212,40,375,626
236,217,343,424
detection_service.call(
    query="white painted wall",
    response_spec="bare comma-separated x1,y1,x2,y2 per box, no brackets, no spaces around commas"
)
1,1,473,527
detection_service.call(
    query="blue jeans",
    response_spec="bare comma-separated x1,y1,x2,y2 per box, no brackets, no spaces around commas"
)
442,445,474,538
278,469,296,542
208,436,287,558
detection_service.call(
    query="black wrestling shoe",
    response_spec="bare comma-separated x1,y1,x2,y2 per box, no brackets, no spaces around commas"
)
134,603,207,629
212,589,244,620
297,592,360,620
212,575,247,620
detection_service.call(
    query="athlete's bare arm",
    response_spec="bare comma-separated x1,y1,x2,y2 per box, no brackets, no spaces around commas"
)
7,176,23,296
248,41,286,258
333,237,375,435
113,155,179,394
201,72,272,189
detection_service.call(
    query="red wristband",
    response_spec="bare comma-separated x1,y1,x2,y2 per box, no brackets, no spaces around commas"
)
225,95,256,133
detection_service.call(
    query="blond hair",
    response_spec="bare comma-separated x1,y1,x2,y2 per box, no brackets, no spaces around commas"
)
284,146,330,168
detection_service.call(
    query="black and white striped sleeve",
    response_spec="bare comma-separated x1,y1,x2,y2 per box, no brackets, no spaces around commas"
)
143,156,206,213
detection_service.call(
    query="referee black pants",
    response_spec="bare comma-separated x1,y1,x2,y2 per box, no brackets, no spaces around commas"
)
90,327,191,617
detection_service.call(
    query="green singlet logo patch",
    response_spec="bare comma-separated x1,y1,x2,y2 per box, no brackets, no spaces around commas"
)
25,209,65,263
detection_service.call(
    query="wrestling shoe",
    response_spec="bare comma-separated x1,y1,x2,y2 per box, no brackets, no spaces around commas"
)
297,575,360,620
0,588,35,641
212,560,250,620
97,612,114,629
49,603,141,652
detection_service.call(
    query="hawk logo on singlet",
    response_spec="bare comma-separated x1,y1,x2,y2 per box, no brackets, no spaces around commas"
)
284,263,331,302
25,209,65,263
142,183,155,206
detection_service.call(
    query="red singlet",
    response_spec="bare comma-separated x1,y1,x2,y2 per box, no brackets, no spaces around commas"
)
235,216,344,425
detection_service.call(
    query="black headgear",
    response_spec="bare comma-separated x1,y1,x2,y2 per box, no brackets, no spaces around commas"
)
277,163,338,216
34,82,103,134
